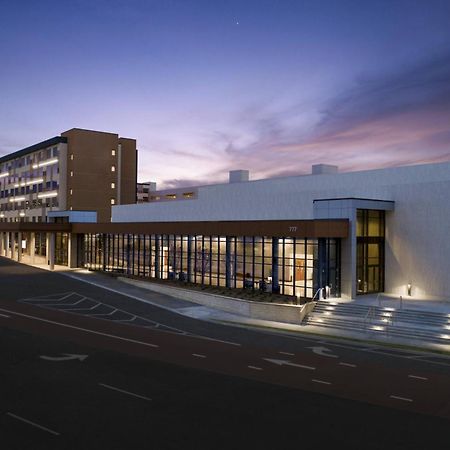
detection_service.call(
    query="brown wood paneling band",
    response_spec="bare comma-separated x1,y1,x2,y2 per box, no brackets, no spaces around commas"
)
0,223,72,232
71,219,348,238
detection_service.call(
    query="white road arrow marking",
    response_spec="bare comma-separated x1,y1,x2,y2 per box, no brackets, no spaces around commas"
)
263,358,316,371
306,346,338,358
40,353,88,362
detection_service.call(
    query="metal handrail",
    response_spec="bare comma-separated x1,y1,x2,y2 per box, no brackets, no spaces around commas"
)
312,287,323,302
364,306,375,331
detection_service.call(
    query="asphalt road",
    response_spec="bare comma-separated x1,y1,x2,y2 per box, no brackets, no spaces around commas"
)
0,257,449,449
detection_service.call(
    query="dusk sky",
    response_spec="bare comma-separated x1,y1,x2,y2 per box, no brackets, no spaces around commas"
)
1,0,450,188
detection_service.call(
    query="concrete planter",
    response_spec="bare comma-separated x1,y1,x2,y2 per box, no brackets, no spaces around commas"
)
119,277,315,325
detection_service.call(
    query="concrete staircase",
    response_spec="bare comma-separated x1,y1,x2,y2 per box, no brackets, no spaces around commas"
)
303,301,450,347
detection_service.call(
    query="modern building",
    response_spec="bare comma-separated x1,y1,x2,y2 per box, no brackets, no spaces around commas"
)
0,128,137,224
1,158,450,303
109,162,450,301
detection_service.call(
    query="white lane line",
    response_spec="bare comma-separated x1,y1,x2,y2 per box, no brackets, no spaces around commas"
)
6,412,60,436
117,316,138,322
390,395,413,402
99,383,152,401
0,307,159,349
90,308,118,316
64,302,101,312
21,292,76,303
339,362,357,368
248,365,263,371
279,351,295,356
408,374,428,381
312,379,332,385
189,335,241,347
0,312,10,318
192,353,207,358
55,297,88,307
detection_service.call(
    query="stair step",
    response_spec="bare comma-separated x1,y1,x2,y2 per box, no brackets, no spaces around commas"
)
303,300,450,347
304,318,450,344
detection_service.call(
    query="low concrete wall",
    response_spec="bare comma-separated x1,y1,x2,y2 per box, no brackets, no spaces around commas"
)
119,277,315,325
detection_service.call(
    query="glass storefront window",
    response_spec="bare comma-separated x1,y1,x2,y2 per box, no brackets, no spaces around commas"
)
81,233,341,300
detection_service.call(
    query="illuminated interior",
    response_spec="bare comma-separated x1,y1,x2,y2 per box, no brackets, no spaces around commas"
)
82,233,341,300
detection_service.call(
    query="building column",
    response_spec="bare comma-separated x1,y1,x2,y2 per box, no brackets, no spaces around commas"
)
17,232,22,262
0,232,5,256
102,234,107,271
339,209,358,300
68,233,78,268
271,237,280,293
10,233,16,261
315,238,327,294
225,236,232,288
186,235,193,282
154,234,160,278
30,232,36,264
5,232,10,258
46,232,55,270
77,234,85,268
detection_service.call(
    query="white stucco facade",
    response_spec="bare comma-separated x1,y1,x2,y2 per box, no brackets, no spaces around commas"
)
113,161,450,301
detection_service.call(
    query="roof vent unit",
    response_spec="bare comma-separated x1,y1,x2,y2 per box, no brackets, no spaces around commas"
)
312,164,338,175
229,170,249,183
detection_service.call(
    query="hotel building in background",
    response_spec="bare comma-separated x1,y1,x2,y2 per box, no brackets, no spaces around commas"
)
0,128,137,223
136,181,156,203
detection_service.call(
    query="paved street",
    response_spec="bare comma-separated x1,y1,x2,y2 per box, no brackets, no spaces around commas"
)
1,257,449,449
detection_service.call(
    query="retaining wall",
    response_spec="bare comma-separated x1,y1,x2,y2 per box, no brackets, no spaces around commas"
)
119,277,315,324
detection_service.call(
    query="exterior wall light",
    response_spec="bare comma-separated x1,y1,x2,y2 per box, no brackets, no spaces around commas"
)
407,282,412,296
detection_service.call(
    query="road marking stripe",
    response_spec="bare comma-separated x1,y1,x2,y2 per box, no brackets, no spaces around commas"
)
60,274,242,346
6,412,60,436
90,308,118,316
390,395,413,402
21,292,76,303
279,351,295,356
0,313,10,318
339,362,356,368
117,316,138,322
408,375,428,381
199,336,241,346
99,383,152,401
0,307,159,349
312,379,331,385
248,365,263,371
192,353,207,358
55,297,87,307
64,303,101,312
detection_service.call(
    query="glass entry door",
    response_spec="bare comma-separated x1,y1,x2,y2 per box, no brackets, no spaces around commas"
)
356,209,385,295
357,241,384,294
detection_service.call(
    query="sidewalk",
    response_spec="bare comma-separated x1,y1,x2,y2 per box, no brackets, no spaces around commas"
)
19,261,450,354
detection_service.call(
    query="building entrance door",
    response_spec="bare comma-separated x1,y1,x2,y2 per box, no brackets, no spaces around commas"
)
295,258,305,281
